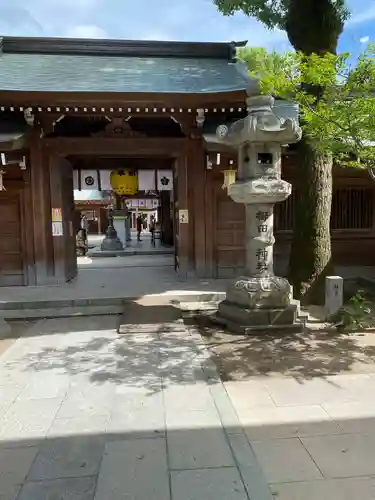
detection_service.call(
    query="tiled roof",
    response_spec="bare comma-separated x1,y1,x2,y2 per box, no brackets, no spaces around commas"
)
0,37,251,94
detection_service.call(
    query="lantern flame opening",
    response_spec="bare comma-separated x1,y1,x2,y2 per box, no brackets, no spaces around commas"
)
0,170,5,191
222,169,237,190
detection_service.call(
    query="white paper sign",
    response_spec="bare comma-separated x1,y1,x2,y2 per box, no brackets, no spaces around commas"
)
52,221,63,236
179,209,189,224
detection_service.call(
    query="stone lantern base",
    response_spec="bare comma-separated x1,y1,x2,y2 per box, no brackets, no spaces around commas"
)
101,226,124,251
217,275,304,334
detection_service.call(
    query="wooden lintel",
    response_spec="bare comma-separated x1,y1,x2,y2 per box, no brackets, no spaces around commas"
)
42,137,187,157
0,90,246,108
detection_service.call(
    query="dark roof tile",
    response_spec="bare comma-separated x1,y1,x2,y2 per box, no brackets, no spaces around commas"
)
0,52,251,94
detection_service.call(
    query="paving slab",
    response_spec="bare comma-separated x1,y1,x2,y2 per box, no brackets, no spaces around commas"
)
224,380,276,410
94,438,170,500
47,415,109,438
238,405,342,441
18,476,97,500
323,400,375,434
263,377,354,407
56,385,115,419
171,468,249,500
168,427,235,470
251,438,323,483
301,433,375,478
107,406,165,440
27,436,105,481
269,477,375,500
0,447,38,500
0,398,62,446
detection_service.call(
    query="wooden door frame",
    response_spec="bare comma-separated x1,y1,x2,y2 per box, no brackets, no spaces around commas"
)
0,181,34,286
44,137,190,278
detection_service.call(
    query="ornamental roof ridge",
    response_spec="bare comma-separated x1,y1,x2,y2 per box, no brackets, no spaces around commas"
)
0,36,247,61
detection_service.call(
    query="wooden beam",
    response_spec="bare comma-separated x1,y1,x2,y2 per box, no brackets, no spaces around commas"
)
42,137,187,157
0,89,246,108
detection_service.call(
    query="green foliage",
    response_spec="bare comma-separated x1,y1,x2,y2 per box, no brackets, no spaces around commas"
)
213,0,289,29
237,47,286,77
239,45,375,167
213,0,349,32
330,291,372,332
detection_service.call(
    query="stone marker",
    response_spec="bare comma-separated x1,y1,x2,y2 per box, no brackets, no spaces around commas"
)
215,91,303,334
325,276,343,317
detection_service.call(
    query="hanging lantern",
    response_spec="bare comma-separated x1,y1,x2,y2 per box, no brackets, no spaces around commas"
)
110,170,138,196
0,169,5,191
222,169,237,190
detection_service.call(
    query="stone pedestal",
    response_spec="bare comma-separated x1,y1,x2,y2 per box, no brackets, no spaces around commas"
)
216,94,303,334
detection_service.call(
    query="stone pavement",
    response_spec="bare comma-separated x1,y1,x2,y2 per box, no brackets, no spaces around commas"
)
0,315,272,500
2,315,375,500
0,254,228,305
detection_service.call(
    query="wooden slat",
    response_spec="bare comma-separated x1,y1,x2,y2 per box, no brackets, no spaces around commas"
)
0,192,24,286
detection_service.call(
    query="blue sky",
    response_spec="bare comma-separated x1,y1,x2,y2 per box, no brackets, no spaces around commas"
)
0,0,374,57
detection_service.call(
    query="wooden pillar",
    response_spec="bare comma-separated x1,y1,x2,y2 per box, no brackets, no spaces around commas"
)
48,154,78,284
189,139,207,277
176,152,189,278
29,132,54,284
49,153,66,283
205,170,216,278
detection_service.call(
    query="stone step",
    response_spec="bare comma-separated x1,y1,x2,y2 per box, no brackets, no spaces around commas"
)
217,316,305,335
0,292,225,312
178,301,222,311
0,297,125,311
1,305,123,320
88,248,174,257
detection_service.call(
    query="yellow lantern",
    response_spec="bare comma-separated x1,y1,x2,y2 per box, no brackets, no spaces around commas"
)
222,169,237,190
110,170,138,196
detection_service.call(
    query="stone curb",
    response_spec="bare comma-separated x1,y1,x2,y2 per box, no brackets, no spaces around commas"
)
1,305,124,320
88,249,174,257
0,292,226,311
0,316,11,336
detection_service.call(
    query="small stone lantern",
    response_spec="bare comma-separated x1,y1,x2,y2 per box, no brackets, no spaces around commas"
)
216,92,303,333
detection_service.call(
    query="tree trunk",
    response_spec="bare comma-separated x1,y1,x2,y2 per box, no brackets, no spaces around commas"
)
284,0,345,304
288,137,334,304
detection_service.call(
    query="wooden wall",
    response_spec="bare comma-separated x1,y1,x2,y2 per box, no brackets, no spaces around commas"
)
0,159,36,286
204,154,375,279
0,136,79,287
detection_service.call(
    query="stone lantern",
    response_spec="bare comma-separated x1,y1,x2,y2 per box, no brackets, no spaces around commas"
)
216,92,303,333
101,206,124,251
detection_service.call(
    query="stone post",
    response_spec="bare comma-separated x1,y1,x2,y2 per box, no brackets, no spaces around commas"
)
216,94,303,333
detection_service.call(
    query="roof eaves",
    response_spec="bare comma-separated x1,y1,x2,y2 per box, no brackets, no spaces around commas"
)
0,36,247,61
